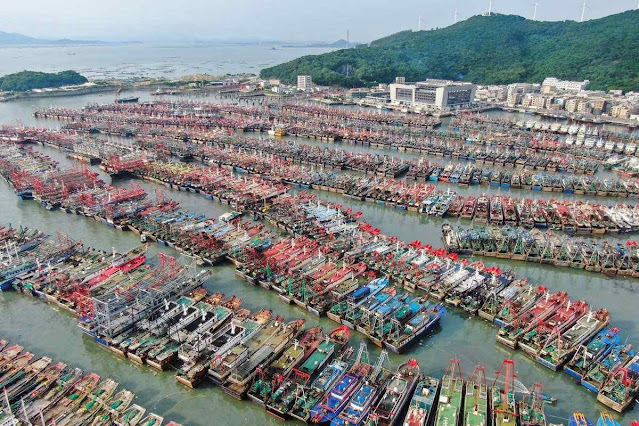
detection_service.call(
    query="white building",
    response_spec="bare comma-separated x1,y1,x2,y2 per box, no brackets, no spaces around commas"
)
297,75,312,90
506,83,540,107
389,79,476,109
542,77,590,92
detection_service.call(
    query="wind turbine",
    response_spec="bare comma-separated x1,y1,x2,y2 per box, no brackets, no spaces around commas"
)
580,0,588,22
418,15,423,30
488,0,493,16
453,8,459,24
533,2,539,20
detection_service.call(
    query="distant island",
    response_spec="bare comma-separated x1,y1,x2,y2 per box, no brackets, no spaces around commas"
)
261,10,639,92
0,30,107,46
0,70,88,92
282,39,358,48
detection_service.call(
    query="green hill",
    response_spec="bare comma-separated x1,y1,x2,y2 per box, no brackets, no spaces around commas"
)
0,71,88,92
260,11,639,91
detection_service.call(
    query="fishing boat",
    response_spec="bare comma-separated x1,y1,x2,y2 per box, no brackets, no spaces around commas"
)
434,359,464,426
207,314,280,386
569,412,594,426
464,366,488,426
596,412,620,426
478,279,530,322
342,282,393,330
290,354,352,422
597,353,639,412
7,360,67,405
582,342,636,393
518,383,546,426
383,303,445,354
401,376,440,426
0,352,34,388
222,319,305,399
366,359,420,425
43,372,100,424
24,367,83,420
1,354,46,395
518,299,589,357
309,345,372,424
67,378,119,425
0,345,23,370
491,359,518,426
327,277,387,323
266,326,350,419
537,309,610,371
247,325,322,405
90,388,135,425
496,291,567,349
138,413,164,426
564,327,620,381
115,404,147,426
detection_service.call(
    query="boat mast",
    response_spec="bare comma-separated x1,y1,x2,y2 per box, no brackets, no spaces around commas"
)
493,358,518,417
444,358,463,396
468,365,487,410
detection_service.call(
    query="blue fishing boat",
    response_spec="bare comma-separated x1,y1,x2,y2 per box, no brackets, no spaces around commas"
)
0,261,37,290
564,328,620,381
582,342,636,393
596,412,620,426
309,368,365,424
342,283,393,330
327,278,388,323
331,383,379,426
569,412,594,426
418,194,439,213
384,304,446,354
290,359,351,422
371,293,407,318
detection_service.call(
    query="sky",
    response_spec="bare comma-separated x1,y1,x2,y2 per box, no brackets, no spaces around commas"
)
0,0,637,43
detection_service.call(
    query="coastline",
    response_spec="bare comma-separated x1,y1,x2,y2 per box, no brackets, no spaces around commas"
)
0,84,122,102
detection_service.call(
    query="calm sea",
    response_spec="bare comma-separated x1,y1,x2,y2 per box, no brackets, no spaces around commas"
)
0,43,335,79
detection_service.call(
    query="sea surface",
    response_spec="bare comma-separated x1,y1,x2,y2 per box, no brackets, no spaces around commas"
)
0,88,639,424
0,42,335,79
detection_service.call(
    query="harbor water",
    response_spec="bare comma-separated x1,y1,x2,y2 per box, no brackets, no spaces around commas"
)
1,91,638,425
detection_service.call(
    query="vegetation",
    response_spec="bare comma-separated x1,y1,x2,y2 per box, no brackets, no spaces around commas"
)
0,70,88,92
261,11,639,92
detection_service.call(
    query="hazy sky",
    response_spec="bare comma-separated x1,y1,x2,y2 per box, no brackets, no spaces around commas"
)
1,0,637,42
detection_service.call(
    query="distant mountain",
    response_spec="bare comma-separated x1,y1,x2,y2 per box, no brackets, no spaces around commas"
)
283,39,358,48
261,10,639,91
0,30,106,45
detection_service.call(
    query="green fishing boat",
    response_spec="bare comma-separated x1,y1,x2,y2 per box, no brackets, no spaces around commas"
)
491,360,519,426
434,359,464,426
464,366,488,426
115,403,146,426
518,383,546,426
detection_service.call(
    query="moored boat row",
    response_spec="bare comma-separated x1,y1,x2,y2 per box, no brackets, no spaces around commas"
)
0,339,176,426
